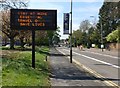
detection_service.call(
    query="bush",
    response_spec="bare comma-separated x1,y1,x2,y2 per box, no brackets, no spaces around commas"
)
106,27,119,43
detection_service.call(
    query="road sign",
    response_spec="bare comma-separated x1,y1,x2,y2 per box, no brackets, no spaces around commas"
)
63,13,69,34
10,9,57,30
10,9,57,68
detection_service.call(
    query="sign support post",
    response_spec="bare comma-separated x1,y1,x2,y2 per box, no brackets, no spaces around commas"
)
32,30,35,68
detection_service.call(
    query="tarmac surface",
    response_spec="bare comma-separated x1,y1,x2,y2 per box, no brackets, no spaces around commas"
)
48,47,112,87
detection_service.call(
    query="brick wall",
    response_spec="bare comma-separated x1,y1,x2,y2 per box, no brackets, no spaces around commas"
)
108,43,120,50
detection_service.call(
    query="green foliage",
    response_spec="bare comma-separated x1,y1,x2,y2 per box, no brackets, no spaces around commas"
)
89,28,101,44
72,30,87,45
2,46,50,86
98,2,119,37
79,20,91,32
106,28,119,43
71,25,102,47
35,27,60,46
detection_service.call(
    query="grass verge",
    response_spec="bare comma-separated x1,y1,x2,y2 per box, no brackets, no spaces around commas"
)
2,46,50,86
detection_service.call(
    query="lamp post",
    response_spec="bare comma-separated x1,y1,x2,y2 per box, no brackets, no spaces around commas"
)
85,30,89,48
90,16,96,29
90,16,103,51
70,0,72,63
101,22,104,52
89,16,96,48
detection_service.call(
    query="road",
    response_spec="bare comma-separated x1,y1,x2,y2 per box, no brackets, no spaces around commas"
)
56,46,119,86
49,47,113,87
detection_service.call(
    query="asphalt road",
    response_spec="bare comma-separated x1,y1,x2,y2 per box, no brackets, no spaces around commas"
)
48,47,119,87
56,47,119,86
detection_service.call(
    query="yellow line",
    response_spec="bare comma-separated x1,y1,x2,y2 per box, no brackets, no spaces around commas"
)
73,59,120,88
57,48,120,88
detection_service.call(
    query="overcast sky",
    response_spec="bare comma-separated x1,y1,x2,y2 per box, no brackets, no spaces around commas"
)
29,0,104,39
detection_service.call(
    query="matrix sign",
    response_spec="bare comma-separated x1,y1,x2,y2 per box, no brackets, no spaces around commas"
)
10,9,57,30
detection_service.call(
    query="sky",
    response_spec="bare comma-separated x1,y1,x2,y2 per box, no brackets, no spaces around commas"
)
29,0,104,39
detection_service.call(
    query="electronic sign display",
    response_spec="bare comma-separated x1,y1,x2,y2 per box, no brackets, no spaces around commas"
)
10,9,57,30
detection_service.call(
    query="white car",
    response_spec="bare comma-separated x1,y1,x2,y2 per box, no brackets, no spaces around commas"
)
5,44,10,48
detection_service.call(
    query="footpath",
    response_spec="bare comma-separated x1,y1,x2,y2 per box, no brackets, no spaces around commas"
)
48,47,110,87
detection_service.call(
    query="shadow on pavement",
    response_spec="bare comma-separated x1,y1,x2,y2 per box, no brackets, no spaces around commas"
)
50,71,120,81
50,53,70,57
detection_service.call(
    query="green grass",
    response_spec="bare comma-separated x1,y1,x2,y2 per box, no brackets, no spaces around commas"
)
2,46,50,86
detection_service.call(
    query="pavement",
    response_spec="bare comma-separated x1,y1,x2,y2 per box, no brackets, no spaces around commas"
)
48,47,112,87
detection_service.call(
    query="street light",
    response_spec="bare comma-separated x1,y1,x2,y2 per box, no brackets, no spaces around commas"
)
85,30,89,49
101,22,104,52
90,16,96,29
70,0,72,63
90,16,104,51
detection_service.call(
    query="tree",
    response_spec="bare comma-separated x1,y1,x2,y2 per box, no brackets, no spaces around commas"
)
106,26,119,43
89,27,101,45
79,20,91,33
0,0,29,49
1,32,9,45
0,0,28,10
35,27,61,46
72,30,86,46
1,10,19,49
47,27,61,46
52,27,61,45
79,20,93,46
17,30,31,48
98,1,120,37
35,31,48,46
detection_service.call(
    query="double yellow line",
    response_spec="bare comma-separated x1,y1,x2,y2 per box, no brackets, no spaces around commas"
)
57,48,120,88
73,59,120,88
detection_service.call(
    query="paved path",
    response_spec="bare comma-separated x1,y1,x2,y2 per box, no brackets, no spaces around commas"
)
48,47,110,87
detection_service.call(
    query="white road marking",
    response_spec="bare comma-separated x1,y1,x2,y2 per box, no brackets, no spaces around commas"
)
63,49,120,69
56,48,120,87
85,51,118,59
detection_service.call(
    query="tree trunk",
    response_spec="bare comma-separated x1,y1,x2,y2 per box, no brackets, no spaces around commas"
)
10,37,15,49
20,37,24,49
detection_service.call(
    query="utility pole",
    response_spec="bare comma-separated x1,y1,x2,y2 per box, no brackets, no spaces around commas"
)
90,16,96,29
70,0,72,63
101,21,103,52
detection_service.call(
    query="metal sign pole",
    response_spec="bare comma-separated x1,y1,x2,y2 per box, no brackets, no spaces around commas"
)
70,0,72,63
32,30,35,68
